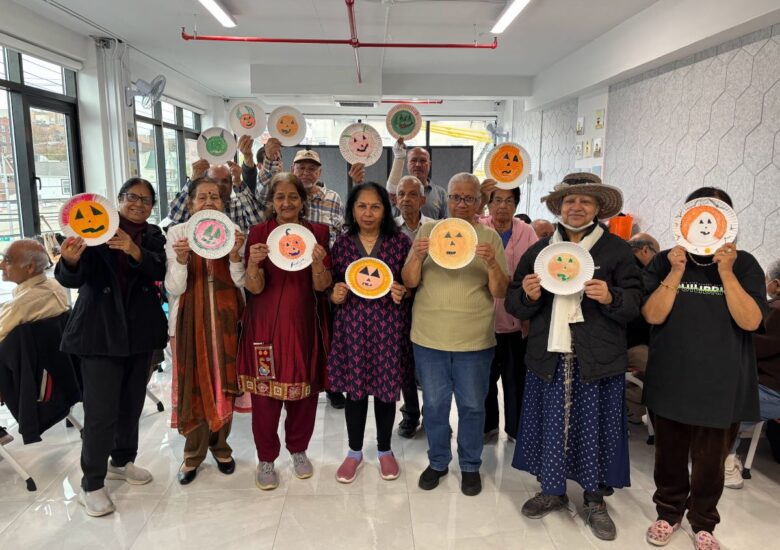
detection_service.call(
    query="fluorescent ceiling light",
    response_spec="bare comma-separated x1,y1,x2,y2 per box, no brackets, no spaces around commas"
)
491,0,532,34
198,0,237,28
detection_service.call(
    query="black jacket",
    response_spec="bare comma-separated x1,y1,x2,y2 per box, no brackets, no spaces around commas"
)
54,224,168,357
505,226,642,382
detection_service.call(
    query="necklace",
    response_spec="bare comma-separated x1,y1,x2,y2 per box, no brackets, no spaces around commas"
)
686,252,715,267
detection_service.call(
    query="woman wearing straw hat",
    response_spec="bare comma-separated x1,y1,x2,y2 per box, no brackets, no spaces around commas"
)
505,172,642,541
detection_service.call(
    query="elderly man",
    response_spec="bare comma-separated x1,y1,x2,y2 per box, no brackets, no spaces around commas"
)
531,219,555,239
0,240,68,343
386,139,448,220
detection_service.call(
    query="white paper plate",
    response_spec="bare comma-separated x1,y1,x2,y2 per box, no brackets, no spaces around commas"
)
267,106,307,146
266,223,317,272
228,101,266,139
428,218,478,270
338,123,383,167
186,210,236,260
197,127,237,165
484,142,532,189
59,193,119,247
672,197,738,256
345,257,394,299
534,242,595,296
386,104,422,140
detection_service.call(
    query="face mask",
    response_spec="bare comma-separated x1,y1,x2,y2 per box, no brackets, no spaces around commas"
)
558,220,595,233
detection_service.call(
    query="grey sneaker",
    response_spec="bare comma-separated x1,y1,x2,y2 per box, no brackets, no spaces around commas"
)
584,501,617,541
255,461,279,490
78,487,115,517
291,452,313,479
521,492,569,519
106,461,153,485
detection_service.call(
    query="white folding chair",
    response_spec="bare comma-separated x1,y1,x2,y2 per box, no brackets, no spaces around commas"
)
739,421,766,479
625,371,654,444
0,438,36,491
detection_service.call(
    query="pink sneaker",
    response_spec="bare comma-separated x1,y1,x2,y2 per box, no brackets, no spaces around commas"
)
645,520,680,546
693,531,720,550
335,456,363,483
378,453,400,480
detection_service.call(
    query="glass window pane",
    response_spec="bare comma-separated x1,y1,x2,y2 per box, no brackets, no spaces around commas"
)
182,109,195,129
30,108,73,233
21,54,65,95
135,121,160,223
428,120,493,178
0,47,6,80
0,90,22,242
134,96,155,119
161,102,176,124
163,128,180,201
184,137,198,178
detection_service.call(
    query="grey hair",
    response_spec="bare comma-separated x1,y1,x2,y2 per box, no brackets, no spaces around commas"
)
768,259,780,281
14,239,50,273
398,175,425,195
447,172,480,196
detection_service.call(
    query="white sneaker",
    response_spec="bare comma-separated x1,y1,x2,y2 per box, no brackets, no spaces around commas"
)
78,487,116,517
106,461,153,485
724,453,743,489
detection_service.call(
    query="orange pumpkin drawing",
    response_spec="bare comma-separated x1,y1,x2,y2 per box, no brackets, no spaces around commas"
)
276,114,299,136
680,205,727,250
68,200,110,239
548,253,581,282
489,144,524,183
428,218,478,269
346,258,393,299
278,228,307,259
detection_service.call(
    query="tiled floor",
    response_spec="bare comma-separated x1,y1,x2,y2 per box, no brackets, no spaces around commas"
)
1,367,778,550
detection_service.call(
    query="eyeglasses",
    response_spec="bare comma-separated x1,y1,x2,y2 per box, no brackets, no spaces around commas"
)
121,192,154,206
448,194,479,205
491,198,516,206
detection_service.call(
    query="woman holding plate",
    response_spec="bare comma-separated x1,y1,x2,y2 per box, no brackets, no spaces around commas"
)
505,172,641,540
237,172,332,490
641,187,766,550
328,182,412,484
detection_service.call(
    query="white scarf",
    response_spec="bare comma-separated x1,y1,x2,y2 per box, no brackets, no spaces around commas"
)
547,224,604,353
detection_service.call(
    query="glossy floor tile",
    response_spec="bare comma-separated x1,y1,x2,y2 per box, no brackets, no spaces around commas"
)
1,365,779,549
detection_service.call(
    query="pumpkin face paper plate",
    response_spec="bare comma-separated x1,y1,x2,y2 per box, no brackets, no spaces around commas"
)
345,257,394,299
428,218,478,270
386,104,422,140
186,210,236,260
59,193,119,246
534,242,595,296
484,142,532,190
267,106,307,146
228,101,267,139
338,123,383,167
197,127,237,165
266,223,317,272
672,197,738,256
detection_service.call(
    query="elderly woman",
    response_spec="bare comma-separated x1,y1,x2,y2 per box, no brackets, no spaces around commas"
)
56,177,168,517
165,176,246,486
328,182,412,484
642,188,766,550
403,172,509,497
505,172,641,540
237,173,332,490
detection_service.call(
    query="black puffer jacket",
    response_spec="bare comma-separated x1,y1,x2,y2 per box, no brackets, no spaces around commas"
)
505,225,642,382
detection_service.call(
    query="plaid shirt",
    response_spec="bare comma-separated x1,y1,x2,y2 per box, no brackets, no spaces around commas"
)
167,180,263,233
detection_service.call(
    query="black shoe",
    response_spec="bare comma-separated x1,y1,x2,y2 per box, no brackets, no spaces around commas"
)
521,492,569,519
461,471,482,496
177,467,198,485
216,458,236,475
398,420,419,439
327,391,346,409
418,466,448,490
584,501,616,541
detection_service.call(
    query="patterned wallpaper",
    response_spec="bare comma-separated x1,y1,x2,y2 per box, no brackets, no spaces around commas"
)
606,24,780,269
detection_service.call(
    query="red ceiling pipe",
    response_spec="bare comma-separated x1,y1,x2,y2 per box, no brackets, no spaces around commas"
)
381,99,444,104
345,0,362,83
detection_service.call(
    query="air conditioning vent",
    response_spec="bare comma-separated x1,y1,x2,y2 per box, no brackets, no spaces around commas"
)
336,100,377,108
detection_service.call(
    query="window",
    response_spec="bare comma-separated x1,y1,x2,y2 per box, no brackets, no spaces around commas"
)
0,89,21,242
182,109,195,129
134,96,154,118
61,178,71,195
163,128,179,202
0,47,6,80
21,54,65,95
428,120,494,178
184,137,198,178
161,101,176,124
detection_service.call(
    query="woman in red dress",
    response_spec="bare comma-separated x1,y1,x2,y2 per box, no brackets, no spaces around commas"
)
237,172,332,491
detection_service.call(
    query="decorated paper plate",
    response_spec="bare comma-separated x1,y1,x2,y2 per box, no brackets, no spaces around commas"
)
345,257,394,299
267,106,307,146
59,193,119,246
484,142,532,189
534,242,595,296
338,123,383,167
186,210,236,259
386,104,422,140
228,101,266,139
197,127,237,165
267,223,317,272
672,197,738,256
428,218,478,270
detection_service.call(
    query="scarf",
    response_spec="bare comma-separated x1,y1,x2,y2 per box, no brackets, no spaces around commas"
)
175,254,243,435
115,216,147,295
547,223,604,353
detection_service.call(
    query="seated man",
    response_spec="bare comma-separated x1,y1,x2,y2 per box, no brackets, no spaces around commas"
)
0,239,69,344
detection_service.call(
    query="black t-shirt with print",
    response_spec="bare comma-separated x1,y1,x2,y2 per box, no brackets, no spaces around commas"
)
642,249,768,428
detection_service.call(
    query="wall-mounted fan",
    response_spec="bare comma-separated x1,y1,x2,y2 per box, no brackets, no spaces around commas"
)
125,75,166,108
487,122,509,142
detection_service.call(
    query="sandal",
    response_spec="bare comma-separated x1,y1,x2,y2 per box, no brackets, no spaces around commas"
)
646,519,680,546
693,531,720,550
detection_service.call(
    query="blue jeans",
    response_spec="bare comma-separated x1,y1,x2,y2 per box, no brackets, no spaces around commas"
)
413,344,494,472
732,384,780,452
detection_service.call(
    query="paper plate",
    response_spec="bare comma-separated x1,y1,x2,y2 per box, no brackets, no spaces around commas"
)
484,142,532,189
187,210,236,259
267,106,306,146
386,104,422,140
228,101,266,139
345,257,394,299
534,242,595,296
672,197,738,256
267,223,317,272
428,218,478,270
197,127,237,165
59,193,120,246
338,123,383,167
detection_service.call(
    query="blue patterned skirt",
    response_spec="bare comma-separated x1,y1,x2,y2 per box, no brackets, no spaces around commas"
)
512,353,630,495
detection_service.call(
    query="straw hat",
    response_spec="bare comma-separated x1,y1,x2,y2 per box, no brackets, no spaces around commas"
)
541,172,623,219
